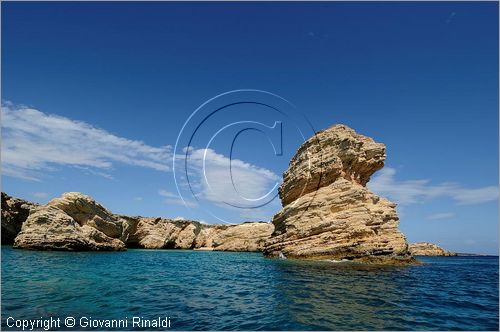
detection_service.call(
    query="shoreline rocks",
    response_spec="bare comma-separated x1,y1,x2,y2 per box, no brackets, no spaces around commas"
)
1,192,38,245
123,215,273,251
13,193,127,251
2,124,449,264
264,124,415,265
409,242,457,256
6,191,273,252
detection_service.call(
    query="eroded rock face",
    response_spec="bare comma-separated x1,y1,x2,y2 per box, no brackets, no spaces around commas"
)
13,205,125,251
196,222,273,252
264,124,413,264
408,242,456,256
1,192,37,244
13,192,126,251
124,217,273,252
8,192,273,252
48,192,130,242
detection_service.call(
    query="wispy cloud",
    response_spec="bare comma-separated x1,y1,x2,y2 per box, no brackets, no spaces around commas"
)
159,189,197,208
1,102,171,180
182,147,280,209
73,166,114,180
369,167,498,205
2,102,282,222
427,212,455,220
32,192,49,199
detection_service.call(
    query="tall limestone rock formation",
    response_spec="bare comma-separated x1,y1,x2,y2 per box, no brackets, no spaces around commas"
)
264,124,413,264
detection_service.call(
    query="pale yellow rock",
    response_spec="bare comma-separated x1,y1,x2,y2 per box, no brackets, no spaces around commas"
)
9,191,274,252
175,223,199,248
264,124,414,264
13,205,124,251
48,192,129,241
279,124,385,206
127,217,273,251
198,222,273,252
408,242,456,256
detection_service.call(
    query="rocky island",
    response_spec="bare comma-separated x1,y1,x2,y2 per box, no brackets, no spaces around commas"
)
0,124,450,265
408,242,457,256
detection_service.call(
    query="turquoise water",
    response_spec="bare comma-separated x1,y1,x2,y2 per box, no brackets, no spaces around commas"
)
1,246,498,331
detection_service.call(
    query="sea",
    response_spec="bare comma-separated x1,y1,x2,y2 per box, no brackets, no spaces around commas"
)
1,246,498,330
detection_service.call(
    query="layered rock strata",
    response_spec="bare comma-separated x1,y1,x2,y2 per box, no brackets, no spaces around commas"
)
8,192,273,251
14,192,127,251
123,216,272,251
408,242,456,256
264,124,414,264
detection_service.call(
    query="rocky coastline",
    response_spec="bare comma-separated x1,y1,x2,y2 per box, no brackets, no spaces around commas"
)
1,124,456,264
3,191,273,252
408,242,457,256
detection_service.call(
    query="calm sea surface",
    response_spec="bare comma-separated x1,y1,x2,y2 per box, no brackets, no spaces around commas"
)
1,246,498,330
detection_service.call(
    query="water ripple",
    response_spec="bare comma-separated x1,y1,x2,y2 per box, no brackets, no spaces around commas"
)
1,247,498,330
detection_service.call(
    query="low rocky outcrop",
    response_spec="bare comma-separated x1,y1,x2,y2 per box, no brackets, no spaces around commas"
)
196,222,273,252
8,192,273,252
14,193,126,251
124,216,272,251
1,192,38,244
264,124,414,264
408,242,456,256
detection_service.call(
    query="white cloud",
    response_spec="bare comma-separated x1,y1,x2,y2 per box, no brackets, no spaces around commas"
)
134,197,143,202
173,216,185,221
73,166,114,180
159,189,197,208
369,167,498,206
427,212,455,220
32,192,49,199
182,148,280,209
1,102,171,180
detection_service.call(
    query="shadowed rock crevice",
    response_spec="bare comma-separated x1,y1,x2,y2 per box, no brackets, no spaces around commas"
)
1,192,38,244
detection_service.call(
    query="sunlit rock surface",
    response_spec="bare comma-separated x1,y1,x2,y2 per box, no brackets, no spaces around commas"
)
8,192,272,252
409,242,456,256
264,124,414,264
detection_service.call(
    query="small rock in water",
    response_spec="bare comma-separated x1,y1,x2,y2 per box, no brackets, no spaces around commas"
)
278,251,287,260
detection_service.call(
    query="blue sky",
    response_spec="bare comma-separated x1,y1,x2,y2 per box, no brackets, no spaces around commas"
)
1,2,498,254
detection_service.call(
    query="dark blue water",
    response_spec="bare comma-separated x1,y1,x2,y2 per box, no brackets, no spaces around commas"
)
1,246,498,331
